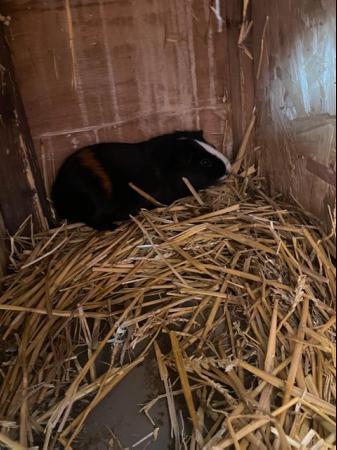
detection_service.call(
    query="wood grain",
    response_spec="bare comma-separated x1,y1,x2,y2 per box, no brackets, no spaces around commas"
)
0,24,51,235
2,0,253,192
0,211,7,278
252,0,336,228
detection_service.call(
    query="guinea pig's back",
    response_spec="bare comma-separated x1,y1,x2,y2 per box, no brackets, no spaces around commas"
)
89,142,152,180
51,142,153,223
51,148,114,223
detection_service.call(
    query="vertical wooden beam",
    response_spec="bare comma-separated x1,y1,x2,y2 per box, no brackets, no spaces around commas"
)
0,211,7,278
0,250,6,278
0,24,51,235
223,0,255,154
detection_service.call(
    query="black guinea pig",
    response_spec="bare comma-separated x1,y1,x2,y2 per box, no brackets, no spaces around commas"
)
51,130,231,231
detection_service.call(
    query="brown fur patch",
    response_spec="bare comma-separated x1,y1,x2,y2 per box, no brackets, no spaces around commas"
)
78,149,113,195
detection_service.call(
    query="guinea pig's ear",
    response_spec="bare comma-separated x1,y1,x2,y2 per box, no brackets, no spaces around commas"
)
173,130,204,141
193,130,204,141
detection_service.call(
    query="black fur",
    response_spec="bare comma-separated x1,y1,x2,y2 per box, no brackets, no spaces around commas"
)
51,131,229,231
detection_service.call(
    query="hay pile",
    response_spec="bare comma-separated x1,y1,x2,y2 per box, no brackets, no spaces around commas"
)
0,174,336,450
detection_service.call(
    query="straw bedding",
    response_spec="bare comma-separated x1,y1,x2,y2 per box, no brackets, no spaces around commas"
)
0,173,336,450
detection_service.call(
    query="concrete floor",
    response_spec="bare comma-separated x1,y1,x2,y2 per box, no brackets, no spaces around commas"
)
76,355,174,450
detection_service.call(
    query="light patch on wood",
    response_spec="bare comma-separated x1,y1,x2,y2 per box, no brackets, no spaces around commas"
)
65,0,78,91
210,0,224,33
53,53,59,80
64,0,89,126
252,0,336,227
256,15,270,80
238,0,254,59
184,0,199,128
98,0,120,122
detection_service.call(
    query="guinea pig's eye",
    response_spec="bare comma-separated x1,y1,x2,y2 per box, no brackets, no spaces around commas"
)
200,158,213,168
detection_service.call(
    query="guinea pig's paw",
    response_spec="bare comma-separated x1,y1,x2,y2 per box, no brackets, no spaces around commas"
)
99,224,118,232
87,219,118,232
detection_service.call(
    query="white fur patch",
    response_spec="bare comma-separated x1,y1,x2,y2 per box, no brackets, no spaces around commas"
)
194,139,232,175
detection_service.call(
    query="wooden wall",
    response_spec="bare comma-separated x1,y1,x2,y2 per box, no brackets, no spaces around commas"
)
2,0,254,197
0,212,7,278
252,0,336,227
0,24,50,236
1,0,335,232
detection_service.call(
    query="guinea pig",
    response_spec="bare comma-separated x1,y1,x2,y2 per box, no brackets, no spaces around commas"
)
51,130,231,231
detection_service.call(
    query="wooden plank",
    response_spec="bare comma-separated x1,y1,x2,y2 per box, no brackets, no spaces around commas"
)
0,24,51,235
252,0,336,228
0,211,8,278
222,0,255,155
